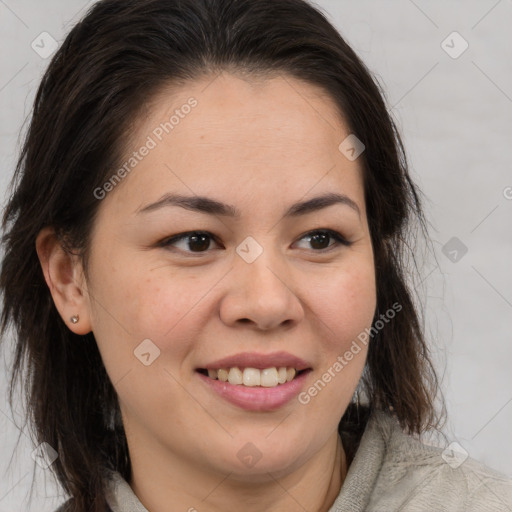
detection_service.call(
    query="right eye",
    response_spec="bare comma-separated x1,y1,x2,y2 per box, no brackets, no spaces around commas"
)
159,231,221,256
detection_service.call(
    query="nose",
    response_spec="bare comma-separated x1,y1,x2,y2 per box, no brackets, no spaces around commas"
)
219,248,304,331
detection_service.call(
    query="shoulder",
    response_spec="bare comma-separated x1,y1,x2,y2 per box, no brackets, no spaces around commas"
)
52,491,114,512
368,410,512,511
52,468,117,512
53,500,71,512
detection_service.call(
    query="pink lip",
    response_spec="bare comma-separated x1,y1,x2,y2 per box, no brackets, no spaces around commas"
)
198,351,312,371
196,369,312,411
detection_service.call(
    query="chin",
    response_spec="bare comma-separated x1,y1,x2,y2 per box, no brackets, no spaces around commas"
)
227,456,304,483
230,442,307,479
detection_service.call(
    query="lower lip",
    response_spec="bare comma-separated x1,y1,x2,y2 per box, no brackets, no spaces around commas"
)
196,370,311,411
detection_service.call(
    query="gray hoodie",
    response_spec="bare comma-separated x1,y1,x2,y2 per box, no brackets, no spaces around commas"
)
55,409,512,511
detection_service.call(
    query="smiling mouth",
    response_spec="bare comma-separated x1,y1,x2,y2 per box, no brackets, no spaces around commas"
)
196,367,310,388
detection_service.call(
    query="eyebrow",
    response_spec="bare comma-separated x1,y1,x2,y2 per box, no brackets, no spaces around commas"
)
137,192,361,220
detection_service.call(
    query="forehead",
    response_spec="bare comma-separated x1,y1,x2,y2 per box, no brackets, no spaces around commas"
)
144,71,348,151
104,72,365,217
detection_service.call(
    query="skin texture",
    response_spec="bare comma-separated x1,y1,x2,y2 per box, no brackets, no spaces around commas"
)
36,72,377,512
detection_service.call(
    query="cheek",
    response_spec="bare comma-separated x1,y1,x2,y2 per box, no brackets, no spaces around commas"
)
87,253,223,377
294,269,375,427
88,250,204,337
298,263,376,416
308,259,377,349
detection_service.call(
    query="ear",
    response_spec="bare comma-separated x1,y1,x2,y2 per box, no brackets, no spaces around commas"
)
35,227,92,335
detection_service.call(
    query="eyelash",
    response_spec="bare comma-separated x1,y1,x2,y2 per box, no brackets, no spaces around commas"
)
158,229,353,256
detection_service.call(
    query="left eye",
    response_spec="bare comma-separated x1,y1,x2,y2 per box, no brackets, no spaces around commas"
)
159,229,352,255
294,229,353,251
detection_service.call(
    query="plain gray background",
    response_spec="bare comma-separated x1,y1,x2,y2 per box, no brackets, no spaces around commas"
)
1,0,511,510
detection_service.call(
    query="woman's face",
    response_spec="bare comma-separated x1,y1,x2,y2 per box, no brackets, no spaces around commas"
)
81,72,376,479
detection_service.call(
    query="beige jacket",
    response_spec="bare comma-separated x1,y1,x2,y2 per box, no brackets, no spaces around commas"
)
56,409,512,511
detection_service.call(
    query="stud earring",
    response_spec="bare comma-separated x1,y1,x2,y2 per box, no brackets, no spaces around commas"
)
70,315,80,324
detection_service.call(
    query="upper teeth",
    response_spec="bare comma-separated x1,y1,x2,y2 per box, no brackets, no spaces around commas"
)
207,367,298,387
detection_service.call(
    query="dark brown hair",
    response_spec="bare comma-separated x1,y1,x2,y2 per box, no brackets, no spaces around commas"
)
1,0,444,510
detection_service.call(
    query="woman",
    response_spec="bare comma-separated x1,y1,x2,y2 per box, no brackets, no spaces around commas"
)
1,0,511,511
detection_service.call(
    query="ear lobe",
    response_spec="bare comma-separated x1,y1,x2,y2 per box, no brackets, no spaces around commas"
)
35,227,92,335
